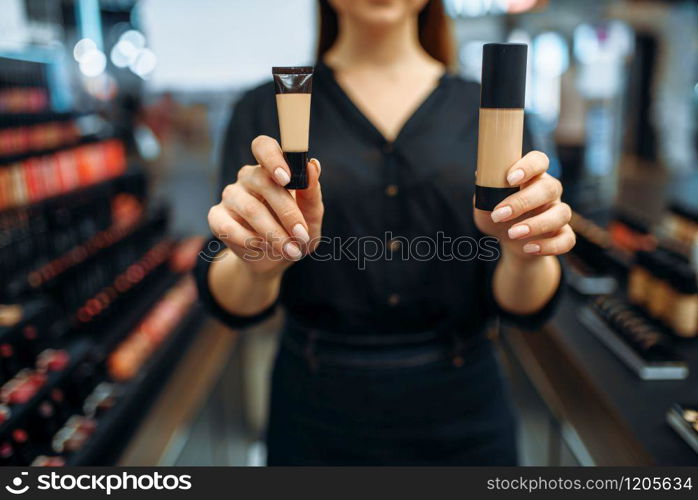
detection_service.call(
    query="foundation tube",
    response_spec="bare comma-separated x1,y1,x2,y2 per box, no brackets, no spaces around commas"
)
272,66,313,189
475,43,528,211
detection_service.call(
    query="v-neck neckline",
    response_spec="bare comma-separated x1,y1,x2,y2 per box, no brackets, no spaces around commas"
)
316,61,449,147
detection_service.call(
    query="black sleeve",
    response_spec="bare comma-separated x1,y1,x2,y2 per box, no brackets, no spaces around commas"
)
195,90,280,329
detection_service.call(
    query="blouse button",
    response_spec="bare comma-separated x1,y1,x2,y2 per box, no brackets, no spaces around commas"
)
388,239,402,252
387,294,401,306
385,184,399,197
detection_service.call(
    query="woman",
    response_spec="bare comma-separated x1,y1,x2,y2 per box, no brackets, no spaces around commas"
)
196,0,574,465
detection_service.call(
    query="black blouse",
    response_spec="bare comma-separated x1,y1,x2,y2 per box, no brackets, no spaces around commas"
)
195,62,561,336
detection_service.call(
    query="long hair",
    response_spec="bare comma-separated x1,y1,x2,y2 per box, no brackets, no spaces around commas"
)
316,0,456,69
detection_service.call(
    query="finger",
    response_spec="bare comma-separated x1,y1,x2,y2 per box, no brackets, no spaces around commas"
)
208,204,258,249
506,151,549,186
491,173,562,223
239,167,310,245
522,224,576,256
507,202,572,240
224,189,302,260
251,135,291,186
296,158,324,250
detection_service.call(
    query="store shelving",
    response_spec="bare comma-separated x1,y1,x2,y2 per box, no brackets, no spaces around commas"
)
0,339,91,441
0,49,204,466
67,303,203,465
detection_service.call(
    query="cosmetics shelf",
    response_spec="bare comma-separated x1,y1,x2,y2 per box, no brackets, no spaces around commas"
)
3,207,166,301
0,167,145,220
502,284,698,465
0,136,113,166
578,296,688,380
89,268,180,364
67,302,203,466
0,43,209,467
0,256,201,465
0,338,91,441
0,299,59,346
667,404,698,456
0,112,89,129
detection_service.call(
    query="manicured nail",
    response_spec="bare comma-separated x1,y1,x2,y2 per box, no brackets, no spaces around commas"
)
292,224,309,243
310,158,321,175
523,243,541,254
507,169,524,185
491,206,512,223
508,225,530,239
283,242,302,260
274,168,290,186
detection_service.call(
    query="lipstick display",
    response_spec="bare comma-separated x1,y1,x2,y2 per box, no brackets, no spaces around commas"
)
0,52,201,466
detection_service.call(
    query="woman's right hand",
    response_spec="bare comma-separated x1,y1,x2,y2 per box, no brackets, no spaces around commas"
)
207,135,323,276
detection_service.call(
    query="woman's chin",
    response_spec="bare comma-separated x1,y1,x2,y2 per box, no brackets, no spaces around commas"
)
353,3,412,25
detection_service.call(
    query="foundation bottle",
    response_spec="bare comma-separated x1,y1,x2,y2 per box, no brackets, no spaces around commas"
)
475,43,527,211
628,251,653,307
667,264,698,338
272,66,313,189
646,253,671,320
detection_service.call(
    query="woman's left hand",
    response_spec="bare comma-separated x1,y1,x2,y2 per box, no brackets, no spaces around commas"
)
474,151,575,259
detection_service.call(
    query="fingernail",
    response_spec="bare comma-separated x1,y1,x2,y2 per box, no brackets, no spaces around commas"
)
274,168,290,186
283,242,302,260
508,225,530,239
491,206,512,223
507,169,524,186
310,158,321,175
523,243,541,254
292,224,310,243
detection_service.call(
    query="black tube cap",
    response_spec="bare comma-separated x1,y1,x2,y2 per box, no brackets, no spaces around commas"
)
481,43,527,109
284,152,308,189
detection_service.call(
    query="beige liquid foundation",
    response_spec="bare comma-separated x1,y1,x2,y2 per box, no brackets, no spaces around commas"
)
272,66,313,189
475,43,528,211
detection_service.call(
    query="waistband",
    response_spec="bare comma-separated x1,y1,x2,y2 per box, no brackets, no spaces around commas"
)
281,316,489,370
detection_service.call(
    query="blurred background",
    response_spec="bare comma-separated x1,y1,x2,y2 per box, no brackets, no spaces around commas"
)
0,0,697,466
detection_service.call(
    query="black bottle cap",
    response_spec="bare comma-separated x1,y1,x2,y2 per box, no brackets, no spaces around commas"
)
283,152,309,189
635,250,653,269
647,252,670,281
615,211,650,234
671,263,698,295
668,201,698,223
480,43,528,109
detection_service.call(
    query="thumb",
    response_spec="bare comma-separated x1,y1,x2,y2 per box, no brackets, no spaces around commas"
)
296,158,323,248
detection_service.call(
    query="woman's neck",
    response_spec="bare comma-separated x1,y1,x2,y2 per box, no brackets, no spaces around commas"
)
325,16,432,72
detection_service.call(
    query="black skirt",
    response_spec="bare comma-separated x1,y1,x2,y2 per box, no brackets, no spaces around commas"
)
265,321,518,466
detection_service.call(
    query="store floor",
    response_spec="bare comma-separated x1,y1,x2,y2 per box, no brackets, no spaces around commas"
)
172,340,250,466
170,321,280,466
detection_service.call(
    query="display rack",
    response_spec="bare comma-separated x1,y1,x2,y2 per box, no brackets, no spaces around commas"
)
0,52,204,467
